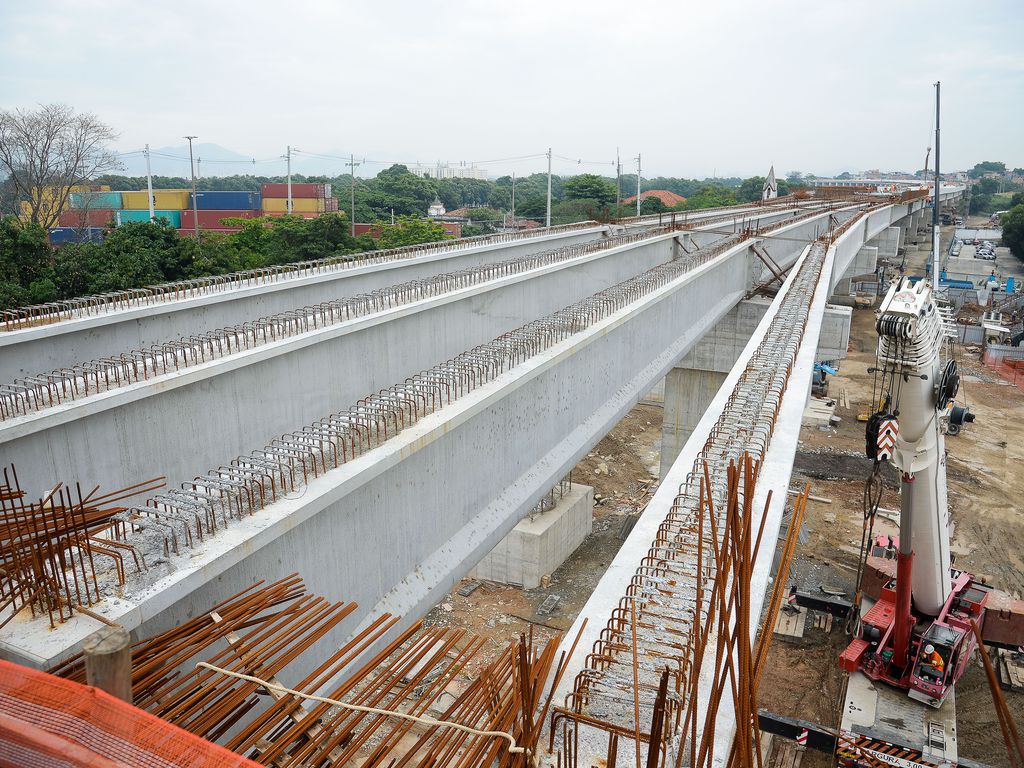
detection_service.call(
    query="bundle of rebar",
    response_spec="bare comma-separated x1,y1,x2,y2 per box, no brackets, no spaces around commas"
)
0,465,164,629
50,572,581,767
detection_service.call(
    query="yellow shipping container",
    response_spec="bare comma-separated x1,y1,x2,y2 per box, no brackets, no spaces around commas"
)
262,197,326,213
122,189,191,210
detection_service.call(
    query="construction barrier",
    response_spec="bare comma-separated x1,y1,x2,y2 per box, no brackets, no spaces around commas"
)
0,660,258,768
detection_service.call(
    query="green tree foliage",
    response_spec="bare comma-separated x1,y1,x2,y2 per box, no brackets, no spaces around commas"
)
1002,204,1024,260
968,161,1006,179
377,216,451,249
550,198,606,224
0,216,53,305
681,186,738,210
562,174,615,206
737,177,765,203
639,196,668,215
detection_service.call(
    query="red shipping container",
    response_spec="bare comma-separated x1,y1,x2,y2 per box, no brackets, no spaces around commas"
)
181,209,262,229
261,211,320,219
260,183,325,199
177,228,243,238
325,196,339,212
58,209,116,227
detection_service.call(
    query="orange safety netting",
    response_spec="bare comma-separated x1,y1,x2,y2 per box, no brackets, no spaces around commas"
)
0,659,259,768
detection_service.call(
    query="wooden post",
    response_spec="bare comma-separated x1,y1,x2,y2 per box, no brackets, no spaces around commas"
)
82,625,132,704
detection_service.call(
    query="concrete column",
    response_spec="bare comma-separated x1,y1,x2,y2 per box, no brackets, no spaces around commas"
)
870,226,901,262
833,245,878,296
660,367,728,478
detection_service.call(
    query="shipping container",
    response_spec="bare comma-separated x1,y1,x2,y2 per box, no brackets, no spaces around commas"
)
181,209,262,229
261,211,321,219
58,209,117,227
325,196,339,212
190,191,262,210
121,189,191,210
69,191,122,209
177,227,243,238
116,209,183,227
262,197,326,213
260,183,326,199
48,227,105,245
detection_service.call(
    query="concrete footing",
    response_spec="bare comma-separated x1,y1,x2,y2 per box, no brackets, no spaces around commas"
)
472,484,594,589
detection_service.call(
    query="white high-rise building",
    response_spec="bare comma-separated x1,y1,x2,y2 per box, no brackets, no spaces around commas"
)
410,162,488,180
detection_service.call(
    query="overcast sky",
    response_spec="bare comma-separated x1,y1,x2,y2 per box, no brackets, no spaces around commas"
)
2,0,1021,179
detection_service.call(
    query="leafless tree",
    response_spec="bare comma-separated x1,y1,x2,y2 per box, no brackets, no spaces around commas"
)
0,104,121,229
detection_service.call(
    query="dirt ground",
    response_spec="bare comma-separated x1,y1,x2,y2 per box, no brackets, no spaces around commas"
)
428,220,1024,765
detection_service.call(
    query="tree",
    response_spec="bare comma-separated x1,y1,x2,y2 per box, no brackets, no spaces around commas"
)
737,176,766,203
639,196,668,215
786,171,804,184
1002,205,1024,261
0,216,53,308
0,105,121,228
681,186,738,210
378,217,451,248
968,161,1006,179
562,174,615,206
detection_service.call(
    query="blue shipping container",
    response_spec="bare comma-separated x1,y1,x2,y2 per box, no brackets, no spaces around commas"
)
49,227,105,245
191,191,261,210
69,191,123,209
117,210,183,227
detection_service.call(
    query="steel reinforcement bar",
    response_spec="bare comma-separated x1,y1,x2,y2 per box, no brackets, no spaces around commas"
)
0,221,602,332
0,228,668,421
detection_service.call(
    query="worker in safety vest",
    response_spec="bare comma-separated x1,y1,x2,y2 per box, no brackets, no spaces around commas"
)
922,644,944,672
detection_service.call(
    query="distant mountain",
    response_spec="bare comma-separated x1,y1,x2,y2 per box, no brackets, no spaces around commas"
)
114,143,268,178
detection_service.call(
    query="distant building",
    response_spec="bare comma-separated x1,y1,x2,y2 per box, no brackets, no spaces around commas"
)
621,189,688,208
410,162,488,180
762,166,778,200
427,196,446,217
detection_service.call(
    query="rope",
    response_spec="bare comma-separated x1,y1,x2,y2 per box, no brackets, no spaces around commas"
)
194,662,530,755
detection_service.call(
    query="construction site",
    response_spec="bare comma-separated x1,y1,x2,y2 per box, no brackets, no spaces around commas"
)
1,179,1023,768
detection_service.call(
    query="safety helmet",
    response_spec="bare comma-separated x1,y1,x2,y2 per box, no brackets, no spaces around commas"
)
924,644,935,654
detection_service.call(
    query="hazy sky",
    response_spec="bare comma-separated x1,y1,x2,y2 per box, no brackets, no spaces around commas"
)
2,0,1021,179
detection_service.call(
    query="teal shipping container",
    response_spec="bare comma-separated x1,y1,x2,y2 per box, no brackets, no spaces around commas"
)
117,209,182,227
69,191,123,209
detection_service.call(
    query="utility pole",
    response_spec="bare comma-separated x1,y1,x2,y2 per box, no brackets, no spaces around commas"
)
615,148,621,217
635,153,642,216
184,136,199,237
285,145,293,214
932,81,941,283
511,171,516,228
346,154,361,237
546,147,552,228
144,144,155,222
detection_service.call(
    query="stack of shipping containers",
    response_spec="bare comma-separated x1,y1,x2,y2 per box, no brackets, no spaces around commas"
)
180,190,263,235
260,183,337,218
41,182,342,245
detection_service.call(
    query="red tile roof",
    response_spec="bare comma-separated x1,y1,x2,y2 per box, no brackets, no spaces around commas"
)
621,189,688,207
